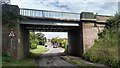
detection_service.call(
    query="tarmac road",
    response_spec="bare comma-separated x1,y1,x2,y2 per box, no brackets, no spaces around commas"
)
38,42,78,68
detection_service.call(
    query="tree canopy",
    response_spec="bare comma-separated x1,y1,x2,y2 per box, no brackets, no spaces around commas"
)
30,32,47,49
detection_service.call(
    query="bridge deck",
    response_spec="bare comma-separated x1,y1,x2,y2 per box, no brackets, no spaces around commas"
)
20,8,109,24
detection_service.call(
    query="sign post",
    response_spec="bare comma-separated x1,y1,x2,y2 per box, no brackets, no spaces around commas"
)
8,29,15,56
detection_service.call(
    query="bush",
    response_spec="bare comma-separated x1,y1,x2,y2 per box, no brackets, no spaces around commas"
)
58,39,68,48
30,41,37,49
30,32,40,49
59,42,66,48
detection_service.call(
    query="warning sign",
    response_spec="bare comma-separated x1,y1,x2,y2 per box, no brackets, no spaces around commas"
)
9,29,15,37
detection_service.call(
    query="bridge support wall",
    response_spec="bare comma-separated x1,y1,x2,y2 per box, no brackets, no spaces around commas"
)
82,22,105,52
17,25,30,59
80,12,106,53
2,23,18,58
2,4,20,58
68,23,84,56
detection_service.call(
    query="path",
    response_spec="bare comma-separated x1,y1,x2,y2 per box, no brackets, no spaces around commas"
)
38,42,78,68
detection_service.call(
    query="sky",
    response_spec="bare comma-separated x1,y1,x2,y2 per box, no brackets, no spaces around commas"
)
10,0,119,39
36,32,67,39
10,0,119,15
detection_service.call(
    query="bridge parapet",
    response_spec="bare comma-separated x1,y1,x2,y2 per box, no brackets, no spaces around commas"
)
20,8,112,24
96,15,111,23
20,8,80,21
80,12,111,24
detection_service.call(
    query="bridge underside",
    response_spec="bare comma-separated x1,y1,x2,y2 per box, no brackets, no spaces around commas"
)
17,21,83,59
22,24,78,32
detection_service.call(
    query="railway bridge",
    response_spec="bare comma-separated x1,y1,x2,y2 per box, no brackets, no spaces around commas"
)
2,4,111,59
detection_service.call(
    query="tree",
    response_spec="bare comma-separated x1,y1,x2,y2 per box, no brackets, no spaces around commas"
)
58,38,68,48
43,37,47,45
36,33,44,38
36,32,46,45
106,13,120,28
51,37,68,48
30,32,39,49
51,37,58,44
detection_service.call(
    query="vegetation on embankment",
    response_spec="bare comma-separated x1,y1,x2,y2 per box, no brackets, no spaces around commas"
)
83,13,120,67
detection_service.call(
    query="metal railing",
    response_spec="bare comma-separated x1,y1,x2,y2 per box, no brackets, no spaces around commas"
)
20,8,80,20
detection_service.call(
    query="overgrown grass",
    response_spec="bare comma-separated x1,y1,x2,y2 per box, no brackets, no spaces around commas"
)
61,56,103,68
0,56,1,67
2,45,49,67
30,45,49,56
2,52,36,67
83,27,119,67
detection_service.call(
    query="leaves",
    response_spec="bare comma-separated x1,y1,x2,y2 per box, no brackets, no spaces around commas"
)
30,32,38,49
51,37,68,48
106,13,120,28
30,32,47,49
36,33,46,45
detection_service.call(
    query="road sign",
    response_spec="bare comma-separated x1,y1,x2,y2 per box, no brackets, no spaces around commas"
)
8,29,15,57
9,30,15,37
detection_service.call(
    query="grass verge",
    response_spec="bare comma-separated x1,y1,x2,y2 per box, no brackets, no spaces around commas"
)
2,52,36,67
30,45,49,56
61,55,108,68
2,45,49,67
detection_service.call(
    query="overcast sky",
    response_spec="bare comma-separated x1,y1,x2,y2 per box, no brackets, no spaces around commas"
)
10,0,119,39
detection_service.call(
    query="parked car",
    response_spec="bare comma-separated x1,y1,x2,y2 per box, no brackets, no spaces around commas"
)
45,43,47,47
53,43,58,48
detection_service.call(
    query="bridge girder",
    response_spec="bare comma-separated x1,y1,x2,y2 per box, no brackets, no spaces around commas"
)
24,24,77,32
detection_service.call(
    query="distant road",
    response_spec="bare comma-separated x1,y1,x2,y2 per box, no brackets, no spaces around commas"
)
38,42,78,68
